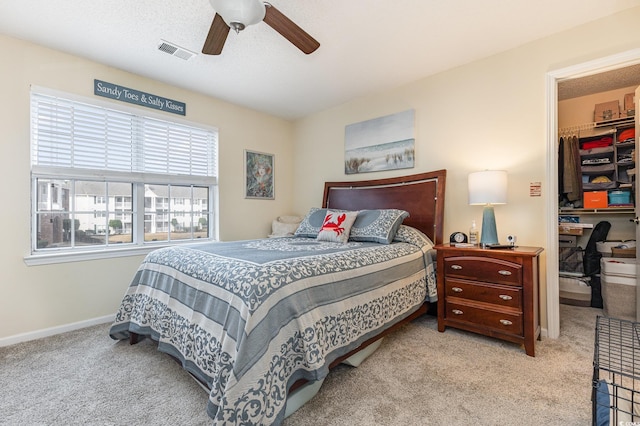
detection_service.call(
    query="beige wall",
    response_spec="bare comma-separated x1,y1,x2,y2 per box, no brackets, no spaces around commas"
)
0,34,294,341
4,6,640,342
291,6,640,332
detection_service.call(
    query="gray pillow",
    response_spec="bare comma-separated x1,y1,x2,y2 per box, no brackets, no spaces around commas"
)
294,207,330,238
393,225,434,248
349,209,409,244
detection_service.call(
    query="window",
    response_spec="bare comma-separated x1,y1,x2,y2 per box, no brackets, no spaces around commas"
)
29,88,218,262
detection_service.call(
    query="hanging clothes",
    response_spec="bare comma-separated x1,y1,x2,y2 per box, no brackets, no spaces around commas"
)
558,136,565,202
562,135,582,202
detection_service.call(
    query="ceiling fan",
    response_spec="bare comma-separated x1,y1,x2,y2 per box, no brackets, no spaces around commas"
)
202,0,320,55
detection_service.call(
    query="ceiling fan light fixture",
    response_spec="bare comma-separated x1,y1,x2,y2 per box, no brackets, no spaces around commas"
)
210,0,266,32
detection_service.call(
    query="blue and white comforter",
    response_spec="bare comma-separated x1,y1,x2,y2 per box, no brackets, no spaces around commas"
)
109,226,436,425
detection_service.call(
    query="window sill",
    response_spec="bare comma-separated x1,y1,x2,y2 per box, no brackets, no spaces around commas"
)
24,240,216,266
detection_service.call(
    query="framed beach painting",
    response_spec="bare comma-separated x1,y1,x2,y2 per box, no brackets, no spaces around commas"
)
344,109,415,174
244,150,274,199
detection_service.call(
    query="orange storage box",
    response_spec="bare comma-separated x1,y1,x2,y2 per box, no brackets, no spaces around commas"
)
584,191,608,208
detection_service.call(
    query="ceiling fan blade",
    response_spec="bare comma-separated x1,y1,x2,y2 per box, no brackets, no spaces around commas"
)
263,4,320,54
202,13,230,55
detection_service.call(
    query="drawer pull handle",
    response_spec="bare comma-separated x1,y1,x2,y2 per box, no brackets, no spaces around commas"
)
451,265,462,270
498,270,512,276
452,287,463,293
452,309,464,315
499,319,513,326
499,294,513,301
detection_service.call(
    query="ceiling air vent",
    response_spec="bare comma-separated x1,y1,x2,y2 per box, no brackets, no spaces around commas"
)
158,40,196,61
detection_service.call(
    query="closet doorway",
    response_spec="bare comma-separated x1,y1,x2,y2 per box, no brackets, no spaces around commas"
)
546,50,640,339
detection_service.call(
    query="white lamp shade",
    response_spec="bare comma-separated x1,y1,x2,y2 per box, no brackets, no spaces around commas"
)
468,170,508,205
210,0,266,27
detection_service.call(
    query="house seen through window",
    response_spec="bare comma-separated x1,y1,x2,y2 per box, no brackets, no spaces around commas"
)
30,89,218,257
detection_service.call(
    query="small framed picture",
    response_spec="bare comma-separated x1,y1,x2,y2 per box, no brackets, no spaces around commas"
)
244,150,274,199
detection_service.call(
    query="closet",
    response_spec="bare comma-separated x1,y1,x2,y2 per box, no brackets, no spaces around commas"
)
557,81,638,311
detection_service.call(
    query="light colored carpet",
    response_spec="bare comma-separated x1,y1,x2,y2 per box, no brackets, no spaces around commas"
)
0,304,599,425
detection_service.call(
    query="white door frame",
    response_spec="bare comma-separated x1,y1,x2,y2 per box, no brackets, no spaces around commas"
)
545,49,640,339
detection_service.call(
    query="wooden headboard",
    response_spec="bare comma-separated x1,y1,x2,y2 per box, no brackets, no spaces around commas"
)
322,170,447,245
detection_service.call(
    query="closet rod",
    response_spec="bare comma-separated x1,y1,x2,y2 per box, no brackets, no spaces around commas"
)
558,122,597,138
558,122,620,138
559,116,634,136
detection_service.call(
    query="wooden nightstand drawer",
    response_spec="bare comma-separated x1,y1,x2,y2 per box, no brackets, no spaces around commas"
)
436,244,543,356
443,256,522,286
446,279,522,309
447,301,523,335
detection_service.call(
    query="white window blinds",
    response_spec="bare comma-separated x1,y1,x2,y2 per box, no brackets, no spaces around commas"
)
31,92,218,179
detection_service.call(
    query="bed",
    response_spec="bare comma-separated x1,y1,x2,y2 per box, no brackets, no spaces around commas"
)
109,169,446,425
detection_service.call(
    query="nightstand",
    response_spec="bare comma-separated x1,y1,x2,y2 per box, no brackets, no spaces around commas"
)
435,244,544,356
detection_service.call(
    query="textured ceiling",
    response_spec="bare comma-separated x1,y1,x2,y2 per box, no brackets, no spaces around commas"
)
1,0,640,120
558,63,640,100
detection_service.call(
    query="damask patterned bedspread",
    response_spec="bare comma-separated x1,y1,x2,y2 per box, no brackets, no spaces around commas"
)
109,227,436,425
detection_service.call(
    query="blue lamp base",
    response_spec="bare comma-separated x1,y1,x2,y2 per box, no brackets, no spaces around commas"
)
480,205,499,245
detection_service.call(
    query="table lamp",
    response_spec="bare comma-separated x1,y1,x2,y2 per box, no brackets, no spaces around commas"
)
468,170,507,245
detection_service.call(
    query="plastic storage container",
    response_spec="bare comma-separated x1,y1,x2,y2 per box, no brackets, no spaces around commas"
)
597,240,636,257
601,257,637,321
608,190,631,205
559,276,591,307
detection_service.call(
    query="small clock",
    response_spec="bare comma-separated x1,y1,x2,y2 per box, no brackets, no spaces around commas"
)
449,232,468,244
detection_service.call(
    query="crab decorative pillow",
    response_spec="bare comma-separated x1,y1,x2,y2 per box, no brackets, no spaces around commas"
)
316,210,358,243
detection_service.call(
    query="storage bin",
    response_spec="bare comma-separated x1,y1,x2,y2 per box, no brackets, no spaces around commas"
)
558,215,580,224
559,225,583,236
608,190,631,205
611,247,636,258
584,191,608,208
597,240,636,257
559,247,584,275
623,93,635,117
601,257,637,322
559,276,591,307
594,100,620,122
602,257,636,276
559,235,578,248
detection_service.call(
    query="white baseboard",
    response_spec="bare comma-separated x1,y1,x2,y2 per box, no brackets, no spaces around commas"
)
0,318,553,348
0,314,115,348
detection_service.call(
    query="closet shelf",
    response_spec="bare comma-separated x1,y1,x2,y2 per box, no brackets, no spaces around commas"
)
559,117,634,137
594,116,635,128
617,140,636,149
559,207,635,215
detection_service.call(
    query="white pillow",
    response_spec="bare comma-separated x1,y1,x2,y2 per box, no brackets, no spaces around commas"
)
270,215,303,237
